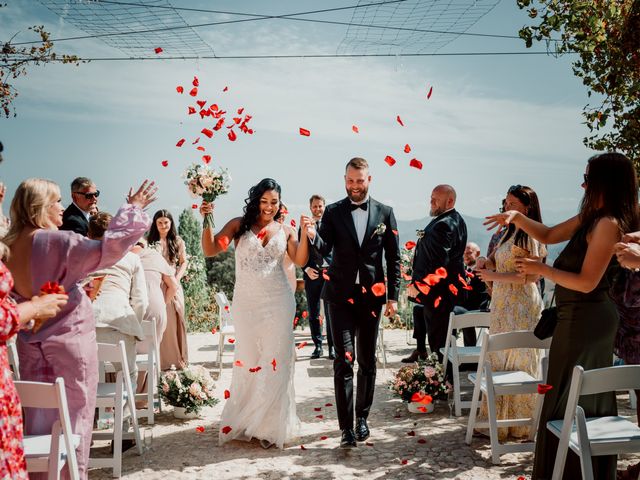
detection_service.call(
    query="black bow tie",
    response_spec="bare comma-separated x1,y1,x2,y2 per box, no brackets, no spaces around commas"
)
350,202,367,211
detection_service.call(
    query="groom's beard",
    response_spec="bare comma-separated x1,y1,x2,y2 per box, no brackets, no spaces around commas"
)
346,186,368,203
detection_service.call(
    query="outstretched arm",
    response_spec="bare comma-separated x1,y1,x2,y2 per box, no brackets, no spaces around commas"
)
200,201,242,257
485,212,579,245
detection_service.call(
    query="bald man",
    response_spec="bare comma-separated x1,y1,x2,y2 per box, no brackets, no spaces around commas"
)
406,185,467,364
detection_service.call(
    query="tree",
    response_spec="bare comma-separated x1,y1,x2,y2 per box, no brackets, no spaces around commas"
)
177,209,216,332
517,0,640,163
1,4,80,117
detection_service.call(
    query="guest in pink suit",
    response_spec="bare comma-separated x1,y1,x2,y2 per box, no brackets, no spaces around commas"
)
4,178,157,479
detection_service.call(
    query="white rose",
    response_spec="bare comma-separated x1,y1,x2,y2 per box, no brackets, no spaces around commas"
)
189,382,202,397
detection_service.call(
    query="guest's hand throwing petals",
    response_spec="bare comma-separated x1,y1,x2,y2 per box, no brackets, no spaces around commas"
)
484,210,520,231
127,180,158,209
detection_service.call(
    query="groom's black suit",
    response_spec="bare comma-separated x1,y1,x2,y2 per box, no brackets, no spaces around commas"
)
314,197,400,430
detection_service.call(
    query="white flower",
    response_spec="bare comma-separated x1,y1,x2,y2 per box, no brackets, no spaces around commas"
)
189,382,202,397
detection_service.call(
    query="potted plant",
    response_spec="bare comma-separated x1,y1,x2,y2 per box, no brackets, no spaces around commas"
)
159,364,219,418
390,352,451,413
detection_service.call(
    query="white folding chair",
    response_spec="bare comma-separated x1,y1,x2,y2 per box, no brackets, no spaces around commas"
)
440,311,491,416
214,291,235,376
376,305,388,370
91,341,143,478
134,320,160,424
15,377,81,480
7,334,20,380
465,330,552,464
548,365,640,480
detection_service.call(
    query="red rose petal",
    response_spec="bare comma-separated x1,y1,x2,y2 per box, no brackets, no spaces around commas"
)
223,86,228,92
300,445,307,450
271,358,277,371
434,296,442,308
154,47,163,54
325,403,333,407
195,425,205,433
228,338,235,344
365,442,374,447
176,138,185,147
234,360,244,367
221,426,232,434
435,267,447,278
449,284,458,296
401,459,408,465
538,383,553,394
197,146,206,152
202,155,211,164
299,127,310,137
316,415,324,419
189,87,198,97
210,327,217,334
320,436,328,440
345,351,353,362
347,298,354,304
371,282,386,297
176,85,184,94
384,155,396,167
290,219,296,228
256,228,267,240
314,407,321,412
415,281,430,296
404,144,411,153
213,118,225,131
196,100,206,108
293,316,299,328
352,125,359,133
192,76,199,87
407,430,416,436
424,274,442,286
296,341,308,349
396,115,404,126
404,241,416,250
409,158,423,170
249,366,262,373
427,85,433,99
322,270,330,281
224,389,230,399
161,160,169,167
417,438,427,444
458,274,469,287
188,106,196,115
192,204,198,209
201,128,213,138
228,129,237,142
392,229,399,235
302,311,308,319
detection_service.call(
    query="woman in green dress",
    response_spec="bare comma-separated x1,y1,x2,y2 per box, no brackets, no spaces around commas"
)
485,152,639,480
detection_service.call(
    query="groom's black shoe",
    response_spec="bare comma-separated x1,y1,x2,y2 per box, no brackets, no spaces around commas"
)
311,346,323,359
355,417,370,442
327,347,336,360
340,428,357,449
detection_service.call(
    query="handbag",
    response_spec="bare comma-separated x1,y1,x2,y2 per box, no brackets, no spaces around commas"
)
534,292,557,340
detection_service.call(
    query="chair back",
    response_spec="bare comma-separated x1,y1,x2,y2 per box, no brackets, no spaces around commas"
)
14,377,80,479
484,330,552,353
214,291,233,327
442,311,491,372
578,364,640,396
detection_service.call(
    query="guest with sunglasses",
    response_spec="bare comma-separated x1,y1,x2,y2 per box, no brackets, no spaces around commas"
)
61,177,100,236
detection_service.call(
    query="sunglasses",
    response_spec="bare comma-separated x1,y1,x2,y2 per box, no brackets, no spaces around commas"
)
508,184,523,194
74,190,100,199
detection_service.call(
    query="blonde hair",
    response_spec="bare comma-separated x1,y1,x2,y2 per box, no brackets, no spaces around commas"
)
4,178,61,247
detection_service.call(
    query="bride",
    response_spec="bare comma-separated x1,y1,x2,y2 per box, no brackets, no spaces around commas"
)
200,178,312,449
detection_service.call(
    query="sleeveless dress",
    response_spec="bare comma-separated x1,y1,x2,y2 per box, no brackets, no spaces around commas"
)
532,226,618,479
218,227,300,449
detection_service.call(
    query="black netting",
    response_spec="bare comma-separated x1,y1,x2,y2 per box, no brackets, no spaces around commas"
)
336,0,500,55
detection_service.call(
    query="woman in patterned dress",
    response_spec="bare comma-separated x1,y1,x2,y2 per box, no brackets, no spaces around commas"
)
475,185,546,440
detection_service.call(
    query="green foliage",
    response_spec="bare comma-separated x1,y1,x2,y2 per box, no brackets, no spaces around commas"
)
1,5,80,117
178,209,216,332
205,250,236,301
517,0,640,163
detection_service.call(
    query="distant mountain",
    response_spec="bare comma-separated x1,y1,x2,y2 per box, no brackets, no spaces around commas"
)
397,214,565,262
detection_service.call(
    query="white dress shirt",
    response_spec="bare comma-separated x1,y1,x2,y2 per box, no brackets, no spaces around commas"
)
351,197,369,283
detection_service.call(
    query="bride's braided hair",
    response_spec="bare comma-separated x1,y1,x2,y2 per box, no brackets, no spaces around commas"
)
235,178,283,239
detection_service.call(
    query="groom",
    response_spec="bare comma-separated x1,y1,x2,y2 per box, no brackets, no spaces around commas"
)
311,157,400,448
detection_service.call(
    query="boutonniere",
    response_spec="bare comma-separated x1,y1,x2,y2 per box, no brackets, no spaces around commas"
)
416,229,425,240
371,222,386,238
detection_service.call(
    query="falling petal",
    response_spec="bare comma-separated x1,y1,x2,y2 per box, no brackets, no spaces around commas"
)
352,125,359,133
299,128,311,137
201,128,214,138
347,298,354,304
176,86,184,94
320,436,328,440
290,219,296,228
396,115,404,126
154,47,163,54
228,129,237,141
407,431,416,436
192,76,199,87
195,425,205,433
192,204,198,209
202,155,212,164
537,384,553,394
384,155,396,167
371,282,386,297
224,390,230,399
210,327,217,334
189,87,198,97
223,86,229,92
435,267,447,278
404,241,416,250
434,296,442,308
300,445,307,450
161,160,169,167
449,284,458,296
234,360,244,367
418,438,427,444
404,144,411,154
296,341,308,349
188,106,196,115
197,146,206,152
271,358,277,371
427,86,433,99
302,311,308,319
221,426,232,434
345,351,353,362
176,138,186,147
409,158,423,170
228,338,235,344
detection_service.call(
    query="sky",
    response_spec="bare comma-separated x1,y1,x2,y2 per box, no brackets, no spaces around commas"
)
1,0,595,241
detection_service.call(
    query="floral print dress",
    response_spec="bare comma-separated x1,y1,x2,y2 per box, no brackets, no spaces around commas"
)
0,261,28,479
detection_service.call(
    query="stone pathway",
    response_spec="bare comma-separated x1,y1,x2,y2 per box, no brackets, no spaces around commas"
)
89,328,639,479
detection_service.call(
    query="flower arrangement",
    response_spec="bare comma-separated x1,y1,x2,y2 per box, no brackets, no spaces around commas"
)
158,364,219,414
400,246,414,283
184,163,231,229
390,352,450,404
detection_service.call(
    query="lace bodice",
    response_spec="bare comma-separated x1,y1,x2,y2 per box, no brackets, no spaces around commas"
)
235,227,288,284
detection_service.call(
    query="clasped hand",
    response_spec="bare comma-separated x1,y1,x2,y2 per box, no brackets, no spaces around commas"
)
615,241,640,270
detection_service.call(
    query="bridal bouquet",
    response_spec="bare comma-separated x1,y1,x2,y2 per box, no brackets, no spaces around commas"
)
390,353,450,403
184,163,231,229
158,364,219,415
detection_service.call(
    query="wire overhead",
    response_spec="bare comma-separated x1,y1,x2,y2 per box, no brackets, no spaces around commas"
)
337,0,502,55
37,0,215,57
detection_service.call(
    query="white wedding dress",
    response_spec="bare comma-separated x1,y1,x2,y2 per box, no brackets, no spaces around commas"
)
218,226,300,448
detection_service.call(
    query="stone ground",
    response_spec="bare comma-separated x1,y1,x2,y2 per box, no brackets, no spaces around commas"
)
89,328,639,480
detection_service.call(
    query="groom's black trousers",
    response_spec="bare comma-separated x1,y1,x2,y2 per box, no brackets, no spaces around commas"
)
327,286,381,430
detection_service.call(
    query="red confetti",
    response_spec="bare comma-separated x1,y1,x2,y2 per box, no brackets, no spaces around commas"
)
392,229,399,235
224,306,230,312
435,267,447,278
249,366,262,373
434,296,442,308
228,338,235,344
404,241,416,250
192,76,199,87
371,282,386,297
237,107,244,115
290,219,296,228
449,284,458,296
538,384,553,394
320,436,328,440
271,358,277,371
161,160,169,167
213,118,225,131
216,236,230,251
195,425,205,433
396,115,404,126
256,228,267,240
299,128,311,137
325,403,333,407
154,47,163,54
424,274,442,286
228,130,237,142
409,158,423,170
414,281,430,296
314,407,322,412
189,87,198,97
347,298,354,304
210,327,217,334
201,128,213,138
384,155,396,167
418,406,427,413
224,390,230,399
202,155,211,164
300,445,307,450
345,351,353,362
223,86,229,92
197,146,206,152
234,360,244,367
426,86,433,99
316,415,324,419
458,274,469,288
404,144,411,153
302,311,308,319
407,430,416,436
365,442,374,447
401,459,408,465
176,138,185,147
188,106,196,115
297,342,308,349
40,281,65,295
417,438,427,444
196,100,207,109
352,125,359,133
293,316,299,328
221,426,232,434
176,85,184,94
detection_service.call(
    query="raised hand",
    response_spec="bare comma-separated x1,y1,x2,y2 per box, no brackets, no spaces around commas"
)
127,180,158,210
300,215,315,240
484,210,519,231
199,201,214,218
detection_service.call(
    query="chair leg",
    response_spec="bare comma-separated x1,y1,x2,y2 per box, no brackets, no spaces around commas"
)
114,394,124,478
218,333,225,377
453,359,461,417
484,371,502,465
48,420,62,480
465,374,482,444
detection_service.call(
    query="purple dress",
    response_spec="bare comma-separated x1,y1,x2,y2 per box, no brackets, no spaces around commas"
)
612,269,640,365
13,204,149,480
